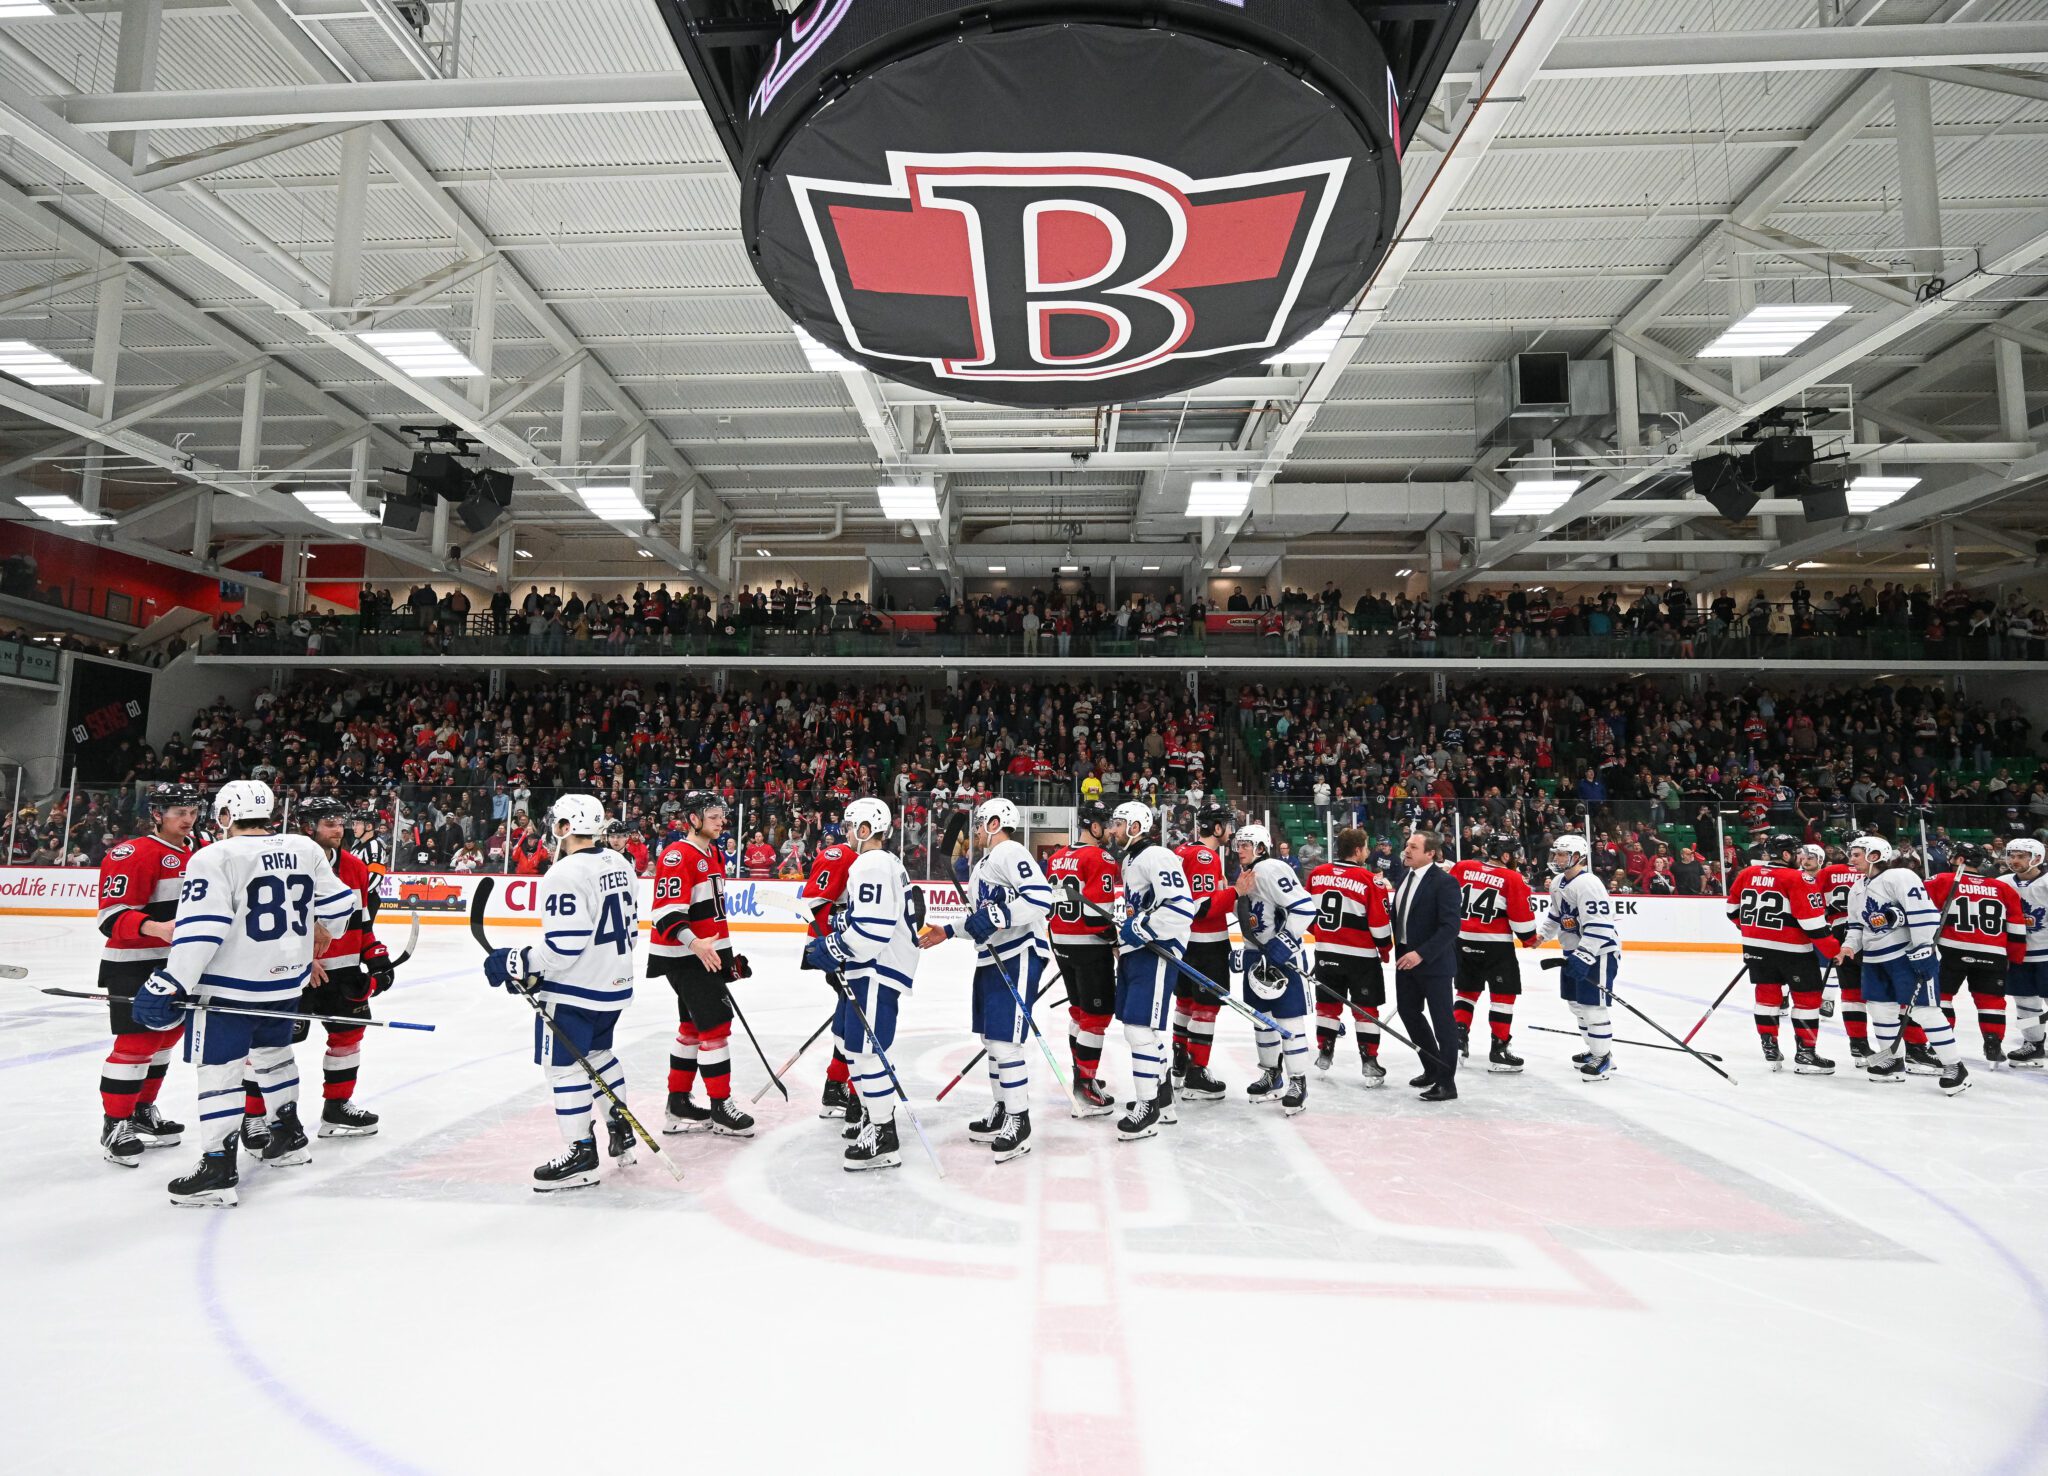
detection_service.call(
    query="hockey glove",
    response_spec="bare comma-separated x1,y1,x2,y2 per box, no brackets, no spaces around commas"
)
132,970,189,1031
483,946,531,991
726,953,752,982
962,900,1008,945
1118,913,1153,952
801,935,848,974
1906,944,1939,987
1259,936,1300,973
359,938,395,998
1569,946,1601,970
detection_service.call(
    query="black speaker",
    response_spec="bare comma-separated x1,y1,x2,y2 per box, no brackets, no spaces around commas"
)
477,468,514,508
455,494,500,533
406,451,462,502
1690,453,1758,522
380,495,424,532
1748,435,1814,495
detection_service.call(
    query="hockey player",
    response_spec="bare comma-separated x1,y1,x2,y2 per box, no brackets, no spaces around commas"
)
1537,834,1621,1082
295,798,393,1138
1445,841,1539,1072
1171,805,1236,1100
1305,826,1393,1085
1810,844,1870,1058
1104,801,1198,1141
1923,844,2029,1061
1231,823,1316,1113
650,790,754,1138
1840,834,1970,1094
131,780,355,1206
797,829,860,1120
802,798,924,1170
1726,834,1839,1074
2002,838,2048,1068
483,794,645,1190
94,783,202,1166
919,797,1054,1162
1045,802,1121,1116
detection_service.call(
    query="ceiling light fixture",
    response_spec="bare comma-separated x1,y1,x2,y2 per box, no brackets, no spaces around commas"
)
0,3,58,18
291,488,379,525
877,480,941,521
514,547,532,558
1845,474,1920,513
795,327,859,373
577,484,650,523
1796,561,1825,570
359,329,482,378
1263,313,1345,365
1186,479,1252,517
18,493,112,526
755,547,772,557
987,565,1007,573
1059,564,1079,573
636,549,656,559
1394,567,1415,577
1141,564,1161,571
1699,303,1849,359
1495,479,1579,517
0,339,97,386
1222,562,1243,574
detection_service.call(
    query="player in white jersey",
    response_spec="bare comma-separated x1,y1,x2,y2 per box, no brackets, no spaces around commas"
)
2003,838,2048,1068
131,780,354,1206
805,798,926,1171
1105,801,1198,1141
482,794,644,1191
920,797,1055,1162
1840,835,1969,1094
1537,834,1622,1083
1231,824,1318,1113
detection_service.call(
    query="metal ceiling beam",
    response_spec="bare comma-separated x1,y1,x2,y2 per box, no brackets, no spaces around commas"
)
1905,65,2048,106
58,70,703,131
1435,21,2048,82
133,120,361,191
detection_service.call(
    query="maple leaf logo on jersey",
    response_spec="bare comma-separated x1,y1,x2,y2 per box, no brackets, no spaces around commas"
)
788,151,1348,387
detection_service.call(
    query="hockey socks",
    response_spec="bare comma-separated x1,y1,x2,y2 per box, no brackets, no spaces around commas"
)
1871,1001,1962,1067
1788,988,1824,1051
1570,1001,1613,1061
1125,1023,1167,1103
668,1022,700,1097
1070,1007,1111,1082
100,1025,182,1120
323,1025,365,1102
850,1052,896,1124
984,1038,1029,1113
1752,984,1784,1044
697,1024,733,1101
825,1048,852,1085
1182,1001,1219,1068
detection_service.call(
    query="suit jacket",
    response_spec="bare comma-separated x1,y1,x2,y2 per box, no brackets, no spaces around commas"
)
1391,862,1461,979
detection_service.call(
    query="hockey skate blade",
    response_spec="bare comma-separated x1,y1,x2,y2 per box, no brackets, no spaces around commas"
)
170,1187,238,1208
260,1148,312,1168
532,1173,600,1193
991,1141,1033,1164
707,1122,756,1139
133,1130,182,1149
842,1154,901,1172
1069,1102,1115,1119
1793,1063,1836,1077
1486,1061,1524,1075
1175,1085,1224,1102
1115,1125,1159,1143
1941,1075,1973,1097
316,1123,378,1139
661,1117,711,1136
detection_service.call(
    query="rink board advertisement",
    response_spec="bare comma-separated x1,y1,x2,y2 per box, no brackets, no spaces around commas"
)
0,867,1742,951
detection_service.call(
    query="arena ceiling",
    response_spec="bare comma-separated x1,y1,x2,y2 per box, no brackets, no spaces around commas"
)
0,0,2043,600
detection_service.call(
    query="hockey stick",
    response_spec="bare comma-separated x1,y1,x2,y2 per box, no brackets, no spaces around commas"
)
1524,1023,1726,1062
1608,989,1737,1083
985,946,1078,1111
1682,963,1750,1044
469,877,684,1182
834,973,945,1178
1077,898,1297,1040
752,1009,838,1104
37,986,434,1032
388,906,422,969
724,985,787,1101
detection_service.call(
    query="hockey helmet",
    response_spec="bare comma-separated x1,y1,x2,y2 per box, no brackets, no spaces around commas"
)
147,782,203,814
1075,801,1110,837
1197,804,1235,838
296,795,350,829
680,788,727,828
2006,837,2045,872
214,779,275,826
1847,834,1895,869
1235,823,1273,859
1952,842,1992,875
547,794,607,840
844,796,892,843
975,796,1021,837
1549,833,1590,871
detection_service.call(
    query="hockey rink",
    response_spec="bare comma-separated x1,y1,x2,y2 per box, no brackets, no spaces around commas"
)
5,919,2047,1476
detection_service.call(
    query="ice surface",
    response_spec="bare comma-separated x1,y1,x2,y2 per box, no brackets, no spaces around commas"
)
5,918,2047,1476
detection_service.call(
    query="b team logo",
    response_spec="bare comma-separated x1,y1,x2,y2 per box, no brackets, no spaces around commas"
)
789,152,1349,388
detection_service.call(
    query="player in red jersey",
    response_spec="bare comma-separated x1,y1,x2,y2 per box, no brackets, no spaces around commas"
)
743,831,776,880
1922,844,2030,1062
650,790,754,1138
1726,834,1839,1074
1046,802,1122,1115
1808,845,1870,1059
1304,827,1393,1086
95,783,202,1166
1445,843,1539,1072
1171,806,1236,1101
294,798,395,1139
798,828,860,1121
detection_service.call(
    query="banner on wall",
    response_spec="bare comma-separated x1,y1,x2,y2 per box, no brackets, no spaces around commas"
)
0,866,1739,952
63,657,153,782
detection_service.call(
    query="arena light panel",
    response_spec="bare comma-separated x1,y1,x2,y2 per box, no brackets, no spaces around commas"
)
1186,479,1252,517
17,493,112,525
576,485,651,523
1846,475,1921,513
0,339,98,386
877,482,941,521
291,488,379,525
359,330,483,378
1495,479,1578,516
1698,304,1849,359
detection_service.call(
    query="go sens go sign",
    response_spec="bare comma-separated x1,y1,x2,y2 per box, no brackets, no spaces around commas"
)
687,1,1410,410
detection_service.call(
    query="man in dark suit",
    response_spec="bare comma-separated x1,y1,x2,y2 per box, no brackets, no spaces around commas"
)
1392,829,1463,1101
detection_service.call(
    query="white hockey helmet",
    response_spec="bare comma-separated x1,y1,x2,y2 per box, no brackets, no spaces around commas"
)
548,794,607,840
1798,843,1827,869
1111,800,1155,839
845,796,892,843
1235,823,1273,857
2005,837,2045,871
1550,833,1590,870
1847,834,1894,868
975,796,1021,836
214,779,275,825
